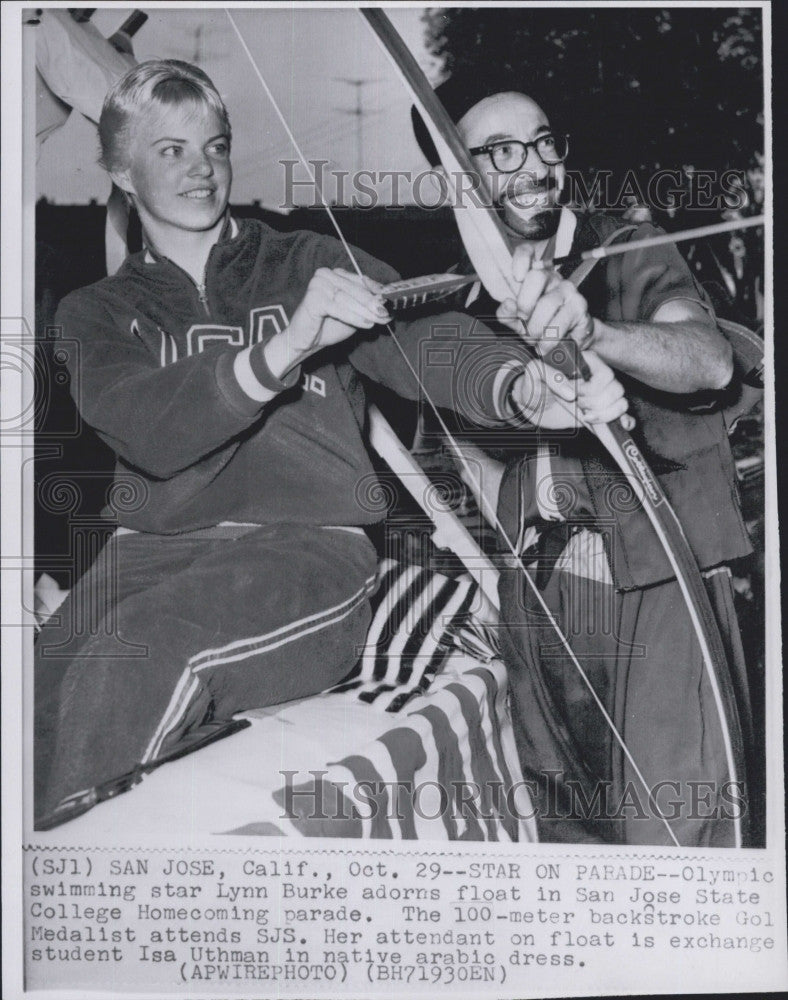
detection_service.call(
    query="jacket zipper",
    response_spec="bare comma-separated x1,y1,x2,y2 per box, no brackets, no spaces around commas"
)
149,215,234,317
151,255,212,317
194,255,211,316
195,277,210,316
146,213,233,317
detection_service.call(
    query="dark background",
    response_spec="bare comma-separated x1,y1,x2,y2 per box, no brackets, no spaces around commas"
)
422,7,763,179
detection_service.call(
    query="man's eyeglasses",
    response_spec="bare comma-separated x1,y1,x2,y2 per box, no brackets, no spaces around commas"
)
468,133,569,172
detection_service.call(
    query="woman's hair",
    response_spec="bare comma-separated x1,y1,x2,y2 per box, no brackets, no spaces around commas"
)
98,60,231,173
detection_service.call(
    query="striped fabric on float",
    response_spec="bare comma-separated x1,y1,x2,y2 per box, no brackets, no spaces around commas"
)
228,558,536,841
328,558,485,712
272,656,535,842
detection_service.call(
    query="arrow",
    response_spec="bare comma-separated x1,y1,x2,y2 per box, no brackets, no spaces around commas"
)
379,216,765,310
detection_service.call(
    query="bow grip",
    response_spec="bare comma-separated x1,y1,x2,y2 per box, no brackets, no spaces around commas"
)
538,338,636,431
540,338,592,382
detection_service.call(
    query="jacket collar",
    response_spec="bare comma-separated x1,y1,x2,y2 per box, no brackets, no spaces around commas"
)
142,213,239,265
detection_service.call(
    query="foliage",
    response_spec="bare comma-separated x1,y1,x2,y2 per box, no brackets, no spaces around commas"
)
422,8,763,176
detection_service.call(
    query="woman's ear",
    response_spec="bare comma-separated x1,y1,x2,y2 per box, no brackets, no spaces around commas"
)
109,169,135,198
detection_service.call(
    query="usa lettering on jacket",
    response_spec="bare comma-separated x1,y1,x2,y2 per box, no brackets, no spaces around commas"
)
149,304,289,362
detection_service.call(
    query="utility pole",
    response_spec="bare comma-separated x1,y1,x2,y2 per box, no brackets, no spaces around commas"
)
193,23,204,65
334,77,377,174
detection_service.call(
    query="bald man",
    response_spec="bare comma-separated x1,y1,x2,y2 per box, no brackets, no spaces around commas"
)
412,81,754,847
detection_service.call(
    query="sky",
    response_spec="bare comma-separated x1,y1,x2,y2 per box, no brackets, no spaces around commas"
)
36,6,444,209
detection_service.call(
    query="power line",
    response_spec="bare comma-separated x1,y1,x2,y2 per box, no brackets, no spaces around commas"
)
234,102,393,173
333,77,379,173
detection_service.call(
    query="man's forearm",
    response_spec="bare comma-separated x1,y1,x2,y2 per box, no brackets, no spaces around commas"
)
591,318,733,393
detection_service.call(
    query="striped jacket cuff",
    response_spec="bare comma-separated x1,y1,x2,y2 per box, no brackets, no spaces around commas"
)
233,342,302,403
491,360,528,422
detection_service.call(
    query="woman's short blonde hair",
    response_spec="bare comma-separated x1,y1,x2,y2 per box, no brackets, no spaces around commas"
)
99,60,231,172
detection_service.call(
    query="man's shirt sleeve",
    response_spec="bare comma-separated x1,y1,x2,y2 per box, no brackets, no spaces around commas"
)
611,222,715,322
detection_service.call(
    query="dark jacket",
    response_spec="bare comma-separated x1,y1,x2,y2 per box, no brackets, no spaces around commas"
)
58,217,525,533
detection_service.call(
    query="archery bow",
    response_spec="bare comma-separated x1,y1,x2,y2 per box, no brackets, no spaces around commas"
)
225,9,747,847
361,8,748,848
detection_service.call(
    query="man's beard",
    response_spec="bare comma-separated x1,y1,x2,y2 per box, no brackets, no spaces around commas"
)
496,176,562,240
499,203,562,241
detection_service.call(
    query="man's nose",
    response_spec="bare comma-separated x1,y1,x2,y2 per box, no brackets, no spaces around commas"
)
513,160,549,191
522,145,549,175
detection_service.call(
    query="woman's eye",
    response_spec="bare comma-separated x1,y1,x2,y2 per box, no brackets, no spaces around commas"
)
161,145,182,158
209,141,229,155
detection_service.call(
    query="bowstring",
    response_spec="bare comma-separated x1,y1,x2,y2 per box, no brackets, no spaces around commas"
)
224,9,680,848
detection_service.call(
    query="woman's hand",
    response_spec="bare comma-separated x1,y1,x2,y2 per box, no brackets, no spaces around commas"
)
279,267,391,367
495,244,596,354
510,350,628,429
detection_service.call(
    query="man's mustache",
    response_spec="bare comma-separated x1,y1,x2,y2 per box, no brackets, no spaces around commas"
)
493,173,557,207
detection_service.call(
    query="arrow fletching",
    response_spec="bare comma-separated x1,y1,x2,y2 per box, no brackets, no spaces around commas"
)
380,272,477,310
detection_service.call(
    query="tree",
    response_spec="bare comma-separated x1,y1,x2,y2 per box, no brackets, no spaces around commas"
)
422,8,763,182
